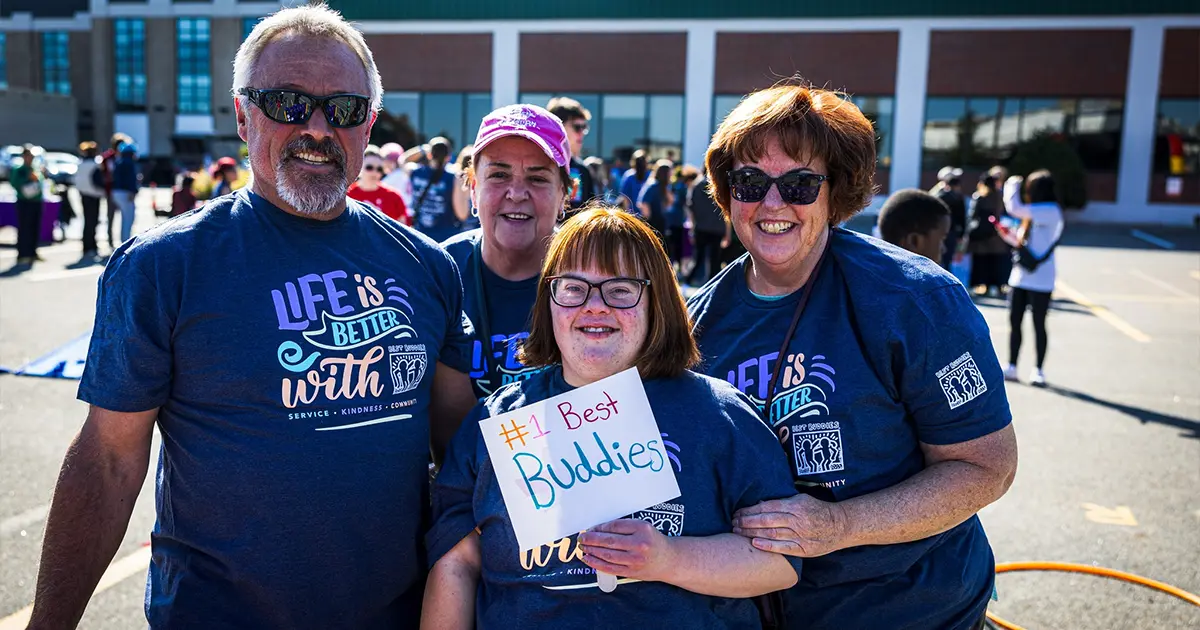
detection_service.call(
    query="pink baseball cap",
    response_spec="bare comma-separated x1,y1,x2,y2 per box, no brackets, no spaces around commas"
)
472,104,571,168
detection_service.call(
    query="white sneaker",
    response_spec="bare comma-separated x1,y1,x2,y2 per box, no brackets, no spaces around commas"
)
1030,369,1047,387
1003,365,1019,382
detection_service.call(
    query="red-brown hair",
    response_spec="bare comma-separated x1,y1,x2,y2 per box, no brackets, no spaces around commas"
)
705,81,878,225
518,206,699,379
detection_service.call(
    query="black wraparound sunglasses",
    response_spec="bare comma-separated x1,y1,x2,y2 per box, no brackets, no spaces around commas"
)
728,167,830,205
238,87,371,128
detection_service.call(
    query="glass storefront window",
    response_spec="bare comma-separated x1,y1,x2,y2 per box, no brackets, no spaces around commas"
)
851,95,895,168
1155,99,1200,175
923,96,1123,173
0,33,7,90
422,93,465,146
923,98,967,171
712,95,743,134
520,93,683,163
465,93,494,145
375,93,491,151
648,95,684,161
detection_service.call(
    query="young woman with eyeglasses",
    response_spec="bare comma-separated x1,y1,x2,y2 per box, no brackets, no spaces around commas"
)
687,83,1018,630
347,147,409,224
423,207,801,630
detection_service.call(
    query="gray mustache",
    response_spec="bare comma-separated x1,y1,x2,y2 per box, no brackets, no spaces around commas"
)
281,138,346,171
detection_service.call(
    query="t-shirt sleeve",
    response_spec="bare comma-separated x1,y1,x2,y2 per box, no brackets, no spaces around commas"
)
434,248,475,373
427,404,486,567
77,249,175,412
716,389,805,576
901,284,1013,445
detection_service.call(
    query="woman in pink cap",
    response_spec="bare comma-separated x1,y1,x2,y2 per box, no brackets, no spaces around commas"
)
440,104,574,400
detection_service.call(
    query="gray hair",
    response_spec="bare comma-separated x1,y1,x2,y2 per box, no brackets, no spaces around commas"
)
232,3,383,113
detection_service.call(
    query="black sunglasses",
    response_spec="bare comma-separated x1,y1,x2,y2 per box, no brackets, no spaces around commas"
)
571,122,590,135
728,167,830,205
362,164,384,172
238,87,371,128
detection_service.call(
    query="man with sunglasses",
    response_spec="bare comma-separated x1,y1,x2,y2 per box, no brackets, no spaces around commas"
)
547,97,598,217
30,6,476,629
349,147,410,224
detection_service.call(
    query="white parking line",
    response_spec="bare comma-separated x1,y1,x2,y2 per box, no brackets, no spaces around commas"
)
1129,229,1176,250
1129,269,1197,299
0,505,49,536
0,545,151,630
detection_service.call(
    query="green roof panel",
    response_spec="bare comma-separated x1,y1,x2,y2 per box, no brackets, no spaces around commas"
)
329,0,1200,21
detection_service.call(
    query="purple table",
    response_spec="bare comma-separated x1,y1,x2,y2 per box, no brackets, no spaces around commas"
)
0,200,61,243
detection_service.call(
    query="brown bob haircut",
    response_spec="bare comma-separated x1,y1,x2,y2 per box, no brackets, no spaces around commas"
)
518,205,700,380
705,81,878,225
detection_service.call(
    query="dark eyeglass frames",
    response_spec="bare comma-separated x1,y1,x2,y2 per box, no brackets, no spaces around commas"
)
238,87,371,128
362,164,384,173
547,276,650,309
728,167,830,205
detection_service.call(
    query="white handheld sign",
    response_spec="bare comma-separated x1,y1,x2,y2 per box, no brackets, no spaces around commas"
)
479,368,681,554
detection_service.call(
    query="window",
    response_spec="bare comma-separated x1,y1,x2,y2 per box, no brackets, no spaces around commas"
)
114,19,147,111
177,18,211,114
0,33,7,90
712,95,743,133
521,93,602,156
375,92,491,152
922,97,1123,172
1155,99,1200,175
243,17,261,41
42,32,70,95
520,93,685,163
851,96,895,168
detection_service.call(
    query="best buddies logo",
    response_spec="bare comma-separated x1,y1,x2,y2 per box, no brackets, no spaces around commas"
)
270,270,427,430
726,350,846,479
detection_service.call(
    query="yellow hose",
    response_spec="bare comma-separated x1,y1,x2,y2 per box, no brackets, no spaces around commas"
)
986,561,1200,630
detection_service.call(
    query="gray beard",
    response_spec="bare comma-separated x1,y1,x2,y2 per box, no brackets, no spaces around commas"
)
275,161,348,218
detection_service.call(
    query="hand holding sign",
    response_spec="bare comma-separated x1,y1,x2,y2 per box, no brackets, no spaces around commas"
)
479,368,681,586
579,518,677,584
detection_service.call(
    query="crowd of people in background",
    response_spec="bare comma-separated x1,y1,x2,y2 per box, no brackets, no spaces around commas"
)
9,117,1063,387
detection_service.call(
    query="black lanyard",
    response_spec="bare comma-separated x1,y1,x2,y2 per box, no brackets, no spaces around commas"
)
763,229,832,418
472,237,493,367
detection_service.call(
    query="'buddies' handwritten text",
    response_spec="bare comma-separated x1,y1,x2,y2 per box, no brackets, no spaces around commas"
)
514,431,665,509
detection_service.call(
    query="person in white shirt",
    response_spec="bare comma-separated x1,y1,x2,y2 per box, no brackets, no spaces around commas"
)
1001,170,1063,387
73,142,106,259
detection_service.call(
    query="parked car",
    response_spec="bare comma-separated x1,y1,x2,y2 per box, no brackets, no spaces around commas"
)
43,152,81,186
0,144,44,181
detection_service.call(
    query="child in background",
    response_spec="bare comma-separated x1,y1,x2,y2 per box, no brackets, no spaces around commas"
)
876,189,953,263
171,174,198,217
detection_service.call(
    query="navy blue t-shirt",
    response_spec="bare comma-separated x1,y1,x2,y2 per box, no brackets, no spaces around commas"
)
428,367,803,629
688,228,1012,630
637,180,666,226
78,190,474,629
619,169,648,209
667,180,688,229
442,229,542,399
411,165,460,242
